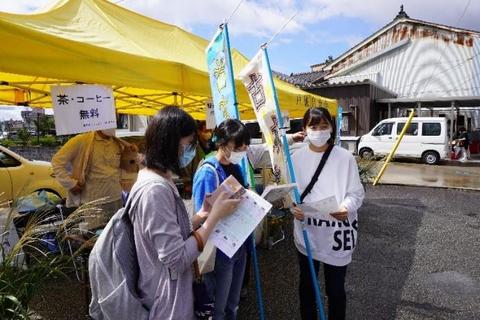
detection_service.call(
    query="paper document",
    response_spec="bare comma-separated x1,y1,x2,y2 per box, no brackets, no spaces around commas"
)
206,175,245,207
299,195,339,221
207,176,272,258
260,183,297,204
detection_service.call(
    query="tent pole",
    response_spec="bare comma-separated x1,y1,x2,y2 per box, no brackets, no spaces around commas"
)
173,92,178,106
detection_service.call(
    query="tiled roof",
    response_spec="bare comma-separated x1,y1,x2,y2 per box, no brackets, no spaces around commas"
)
273,70,327,87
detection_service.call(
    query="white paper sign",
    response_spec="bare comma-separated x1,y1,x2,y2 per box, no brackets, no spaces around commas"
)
261,183,296,204
210,189,272,258
51,85,116,135
205,100,216,130
299,195,339,221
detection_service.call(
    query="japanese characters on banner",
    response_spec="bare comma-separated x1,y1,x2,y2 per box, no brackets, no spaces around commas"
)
206,26,238,124
206,24,251,186
239,50,288,184
51,85,117,135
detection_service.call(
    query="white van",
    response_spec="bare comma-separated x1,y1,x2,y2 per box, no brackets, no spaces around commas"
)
358,117,449,165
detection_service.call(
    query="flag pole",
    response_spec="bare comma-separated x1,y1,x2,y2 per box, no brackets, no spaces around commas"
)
262,44,327,320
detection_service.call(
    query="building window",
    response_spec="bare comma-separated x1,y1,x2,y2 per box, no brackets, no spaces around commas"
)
396,122,418,135
341,115,349,132
117,114,129,129
422,123,441,136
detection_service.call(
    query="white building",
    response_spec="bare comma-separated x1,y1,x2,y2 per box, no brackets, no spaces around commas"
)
324,7,479,100
287,7,480,148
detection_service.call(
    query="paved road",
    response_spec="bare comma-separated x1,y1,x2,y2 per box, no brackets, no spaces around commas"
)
237,185,480,320
30,185,480,320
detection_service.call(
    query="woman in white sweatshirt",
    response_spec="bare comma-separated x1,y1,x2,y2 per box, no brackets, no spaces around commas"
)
292,107,365,320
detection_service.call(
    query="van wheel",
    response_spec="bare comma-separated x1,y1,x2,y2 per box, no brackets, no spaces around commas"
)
359,148,374,159
422,151,439,165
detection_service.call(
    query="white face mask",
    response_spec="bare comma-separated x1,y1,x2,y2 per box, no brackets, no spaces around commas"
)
227,150,246,165
307,128,332,147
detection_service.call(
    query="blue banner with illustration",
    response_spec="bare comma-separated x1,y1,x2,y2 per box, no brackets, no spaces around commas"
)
206,26,238,124
206,24,251,186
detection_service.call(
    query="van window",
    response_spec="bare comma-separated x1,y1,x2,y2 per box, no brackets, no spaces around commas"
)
372,122,393,136
422,123,441,136
396,122,418,135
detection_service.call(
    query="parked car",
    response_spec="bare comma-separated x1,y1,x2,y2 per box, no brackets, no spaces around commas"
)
358,117,449,165
0,146,66,205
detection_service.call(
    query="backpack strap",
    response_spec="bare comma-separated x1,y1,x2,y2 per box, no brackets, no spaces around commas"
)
300,144,334,203
124,177,166,213
116,177,166,302
197,160,220,188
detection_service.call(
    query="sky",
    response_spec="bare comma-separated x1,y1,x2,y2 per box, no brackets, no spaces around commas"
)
0,107,53,122
0,0,479,119
0,0,478,74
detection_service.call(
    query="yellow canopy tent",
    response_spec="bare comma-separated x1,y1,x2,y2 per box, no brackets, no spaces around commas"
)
0,0,337,119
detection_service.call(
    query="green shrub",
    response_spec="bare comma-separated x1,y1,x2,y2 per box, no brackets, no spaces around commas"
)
32,136,58,147
0,195,99,318
0,139,14,148
42,136,58,147
17,129,31,147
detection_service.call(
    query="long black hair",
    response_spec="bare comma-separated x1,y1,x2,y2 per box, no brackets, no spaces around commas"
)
143,106,197,174
210,119,251,150
302,107,337,145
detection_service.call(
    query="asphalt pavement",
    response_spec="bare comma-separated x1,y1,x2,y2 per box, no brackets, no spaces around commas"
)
30,185,480,320
237,185,480,320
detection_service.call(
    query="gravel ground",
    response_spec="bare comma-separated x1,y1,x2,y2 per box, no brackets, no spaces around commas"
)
31,185,480,320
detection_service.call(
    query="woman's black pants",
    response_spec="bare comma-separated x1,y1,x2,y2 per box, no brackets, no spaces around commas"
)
297,251,347,320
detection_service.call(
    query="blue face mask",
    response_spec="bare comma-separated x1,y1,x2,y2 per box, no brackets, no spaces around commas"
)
179,144,196,168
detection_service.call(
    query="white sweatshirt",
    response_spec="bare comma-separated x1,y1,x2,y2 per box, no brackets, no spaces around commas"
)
292,145,365,266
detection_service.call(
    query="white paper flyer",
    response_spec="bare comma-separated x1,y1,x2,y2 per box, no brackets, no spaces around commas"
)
299,195,340,221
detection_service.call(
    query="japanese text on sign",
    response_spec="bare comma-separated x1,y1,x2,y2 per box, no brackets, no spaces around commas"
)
51,85,117,135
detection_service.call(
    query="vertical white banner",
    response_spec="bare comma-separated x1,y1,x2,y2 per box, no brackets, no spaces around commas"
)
239,51,288,184
51,85,116,135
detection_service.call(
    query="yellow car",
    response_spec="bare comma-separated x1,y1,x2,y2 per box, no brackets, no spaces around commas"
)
0,146,66,205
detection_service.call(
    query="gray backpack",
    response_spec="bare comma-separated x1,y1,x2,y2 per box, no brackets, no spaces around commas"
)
88,179,159,320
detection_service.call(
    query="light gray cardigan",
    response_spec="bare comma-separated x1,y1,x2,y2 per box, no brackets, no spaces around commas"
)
132,169,200,320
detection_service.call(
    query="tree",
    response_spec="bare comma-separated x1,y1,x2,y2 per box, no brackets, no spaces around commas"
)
17,128,31,146
34,115,55,136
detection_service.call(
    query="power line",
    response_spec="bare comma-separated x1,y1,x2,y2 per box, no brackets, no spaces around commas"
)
225,0,245,24
263,12,297,48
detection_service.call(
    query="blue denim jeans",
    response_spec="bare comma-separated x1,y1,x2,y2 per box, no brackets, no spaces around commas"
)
204,244,247,320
